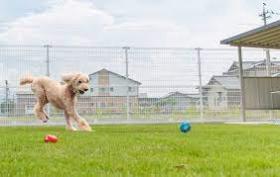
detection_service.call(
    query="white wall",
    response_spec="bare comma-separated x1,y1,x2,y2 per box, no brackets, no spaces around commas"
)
88,72,139,96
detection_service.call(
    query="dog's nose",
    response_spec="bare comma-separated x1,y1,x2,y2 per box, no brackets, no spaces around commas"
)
84,89,88,92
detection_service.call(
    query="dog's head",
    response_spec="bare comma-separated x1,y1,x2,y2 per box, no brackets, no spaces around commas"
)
62,72,89,94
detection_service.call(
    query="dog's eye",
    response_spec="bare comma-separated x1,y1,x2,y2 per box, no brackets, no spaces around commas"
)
78,81,82,84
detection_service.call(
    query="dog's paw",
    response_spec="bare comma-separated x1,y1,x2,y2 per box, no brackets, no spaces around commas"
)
66,126,77,131
42,115,49,123
78,119,92,132
36,112,49,123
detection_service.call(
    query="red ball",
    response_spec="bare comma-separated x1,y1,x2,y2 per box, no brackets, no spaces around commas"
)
44,134,58,143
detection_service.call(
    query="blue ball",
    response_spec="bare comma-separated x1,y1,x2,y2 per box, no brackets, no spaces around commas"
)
180,121,191,133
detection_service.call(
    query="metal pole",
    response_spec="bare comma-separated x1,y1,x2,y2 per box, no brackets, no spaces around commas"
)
44,45,51,77
238,46,246,122
196,48,203,121
123,46,130,120
5,80,9,116
266,50,271,76
262,4,272,76
44,45,51,116
261,4,273,119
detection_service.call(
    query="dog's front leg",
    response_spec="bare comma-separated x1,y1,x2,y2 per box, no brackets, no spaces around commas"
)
64,111,77,131
67,110,92,132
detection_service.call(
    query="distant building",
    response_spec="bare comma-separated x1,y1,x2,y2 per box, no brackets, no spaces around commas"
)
16,91,36,115
203,60,280,110
223,60,280,76
157,92,199,113
202,76,240,110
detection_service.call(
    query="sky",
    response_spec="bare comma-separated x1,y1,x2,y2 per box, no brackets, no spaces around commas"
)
0,0,279,47
0,0,280,98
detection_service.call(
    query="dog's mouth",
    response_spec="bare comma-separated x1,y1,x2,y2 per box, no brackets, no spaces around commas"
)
79,90,85,94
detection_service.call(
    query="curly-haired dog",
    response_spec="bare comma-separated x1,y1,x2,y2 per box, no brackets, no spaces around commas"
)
20,73,92,131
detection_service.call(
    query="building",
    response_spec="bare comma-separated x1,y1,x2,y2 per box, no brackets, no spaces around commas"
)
156,92,199,113
88,68,141,97
15,91,36,115
137,91,200,113
223,60,280,76
203,60,280,110
202,76,240,110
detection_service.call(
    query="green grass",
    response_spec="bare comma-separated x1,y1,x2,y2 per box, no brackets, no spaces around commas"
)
1,124,280,177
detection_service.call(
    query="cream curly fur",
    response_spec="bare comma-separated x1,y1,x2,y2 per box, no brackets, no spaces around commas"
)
20,73,92,131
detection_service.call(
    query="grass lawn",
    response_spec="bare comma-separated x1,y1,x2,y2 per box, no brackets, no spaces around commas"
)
1,124,280,177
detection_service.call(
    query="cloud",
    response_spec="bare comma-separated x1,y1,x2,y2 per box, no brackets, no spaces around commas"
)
0,0,191,47
0,0,113,45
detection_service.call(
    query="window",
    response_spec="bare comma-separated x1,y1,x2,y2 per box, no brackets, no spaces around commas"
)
100,103,106,108
25,105,33,115
128,87,132,92
216,92,223,106
90,88,94,92
110,87,114,92
99,87,105,92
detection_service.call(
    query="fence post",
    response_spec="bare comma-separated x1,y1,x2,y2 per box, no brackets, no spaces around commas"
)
238,46,246,122
123,46,130,121
44,45,51,77
44,45,51,116
196,48,204,121
5,80,9,117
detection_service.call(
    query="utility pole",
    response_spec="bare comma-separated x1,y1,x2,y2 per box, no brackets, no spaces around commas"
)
259,3,272,76
44,45,51,77
123,46,130,121
259,2,280,26
259,2,279,120
44,45,51,116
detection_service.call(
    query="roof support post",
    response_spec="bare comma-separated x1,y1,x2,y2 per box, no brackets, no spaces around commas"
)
238,46,246,122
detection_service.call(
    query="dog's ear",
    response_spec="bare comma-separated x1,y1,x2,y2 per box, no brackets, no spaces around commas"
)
61,73,78,84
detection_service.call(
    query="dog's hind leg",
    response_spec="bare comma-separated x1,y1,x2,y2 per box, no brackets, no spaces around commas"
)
32,85,49,123
34,100,49,123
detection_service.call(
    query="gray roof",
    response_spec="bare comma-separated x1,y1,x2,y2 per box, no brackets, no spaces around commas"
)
16,90,33,94
204,76,240,90
225,60,280,74
163,92,200,99
89,68,141,85
221,20,280,49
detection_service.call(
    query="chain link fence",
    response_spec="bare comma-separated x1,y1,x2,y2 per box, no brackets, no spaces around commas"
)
1,45,280,126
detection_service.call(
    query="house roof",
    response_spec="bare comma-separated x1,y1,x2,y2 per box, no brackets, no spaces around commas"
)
16,90,33,95
204,76,240,90
163,91,200,99
224,60,280,75
221,20,280,49
89,68,141,85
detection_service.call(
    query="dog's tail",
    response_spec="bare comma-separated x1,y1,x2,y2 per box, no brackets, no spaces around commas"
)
20,75,34,85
